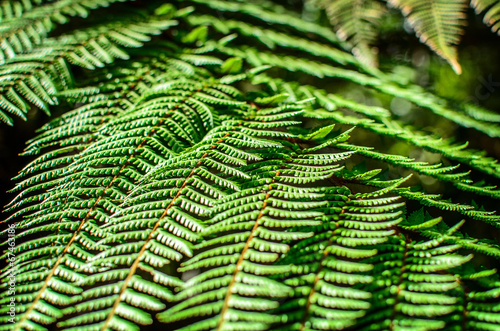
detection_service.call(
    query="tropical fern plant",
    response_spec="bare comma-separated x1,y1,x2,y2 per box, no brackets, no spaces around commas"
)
1,0,500,330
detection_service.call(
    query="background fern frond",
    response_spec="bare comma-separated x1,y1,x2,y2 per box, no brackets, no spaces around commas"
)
387,0,468,74
0,1,48,21
472,0,500,35
310,0,386,66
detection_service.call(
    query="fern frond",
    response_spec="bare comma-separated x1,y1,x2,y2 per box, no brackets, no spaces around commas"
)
463,102,500,123
453,269,500,330
190,0,345,48
0,0,48,21
305,106,500,179
2,51,238,330
348,170,500,226
274,188,403,330
1,1,499,330
401,211,500,258
158,151,353,330
355,233,472,330
472,0,500,35
0,8,176,125
252,76,500,184
186,15,356,68
311,0,386,66
210,35,500,139
0,0,131,62
54,82,304,330
388,0,468,74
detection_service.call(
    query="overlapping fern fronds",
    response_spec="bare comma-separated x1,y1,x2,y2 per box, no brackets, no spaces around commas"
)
314,0,500,73
1,0,500,330
0,1,176,124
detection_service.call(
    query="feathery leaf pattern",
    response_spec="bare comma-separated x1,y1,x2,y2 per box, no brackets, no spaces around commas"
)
0,1,499,330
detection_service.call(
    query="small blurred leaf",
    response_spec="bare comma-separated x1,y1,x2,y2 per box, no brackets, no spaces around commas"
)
183,26,208,44
154,4,176,16
221,57,243,74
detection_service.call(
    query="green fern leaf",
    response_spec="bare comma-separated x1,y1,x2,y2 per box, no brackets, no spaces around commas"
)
388,0,468,74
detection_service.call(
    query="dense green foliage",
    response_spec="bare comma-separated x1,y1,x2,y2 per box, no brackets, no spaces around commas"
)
0,0,500,330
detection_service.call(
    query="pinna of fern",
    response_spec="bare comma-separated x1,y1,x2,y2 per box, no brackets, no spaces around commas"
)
0,1,500,331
